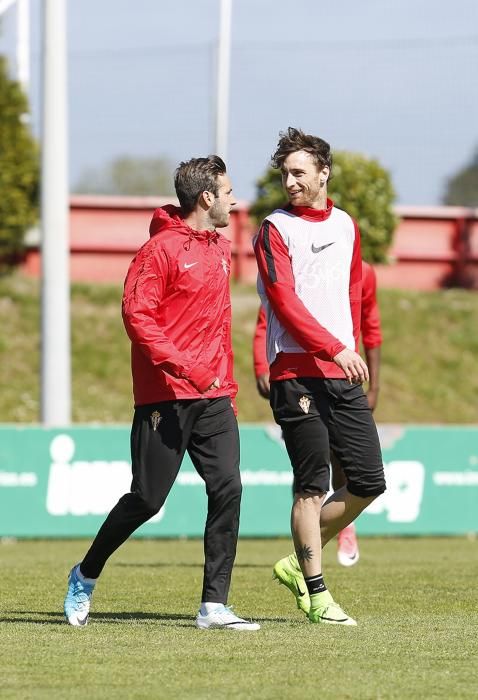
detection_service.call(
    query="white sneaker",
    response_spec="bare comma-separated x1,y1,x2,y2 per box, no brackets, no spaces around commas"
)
196,604,260,631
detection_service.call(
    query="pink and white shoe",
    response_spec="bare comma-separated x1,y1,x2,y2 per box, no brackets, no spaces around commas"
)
337,523,359,567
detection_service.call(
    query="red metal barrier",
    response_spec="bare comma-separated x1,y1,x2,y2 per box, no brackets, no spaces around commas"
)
21,196,478,289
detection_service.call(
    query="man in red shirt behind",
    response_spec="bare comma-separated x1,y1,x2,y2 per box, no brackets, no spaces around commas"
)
63,155,259,632
253,259,382,567
254,127,386,626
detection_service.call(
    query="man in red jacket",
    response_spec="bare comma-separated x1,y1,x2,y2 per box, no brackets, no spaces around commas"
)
254,128,386,626
253,260,382,567
64,155,259,631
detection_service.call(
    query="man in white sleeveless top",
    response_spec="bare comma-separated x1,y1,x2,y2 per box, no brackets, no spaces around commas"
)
254,127,386,625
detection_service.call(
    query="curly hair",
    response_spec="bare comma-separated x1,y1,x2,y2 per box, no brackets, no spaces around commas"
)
271,127,332,175
174,155,226,214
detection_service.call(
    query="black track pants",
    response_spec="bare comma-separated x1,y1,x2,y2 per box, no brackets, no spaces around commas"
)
81,396,242,604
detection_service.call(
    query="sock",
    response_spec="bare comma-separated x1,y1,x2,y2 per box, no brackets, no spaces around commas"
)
200,602,224,615
310,591,331,609
77,564,97,585
304,573,327,596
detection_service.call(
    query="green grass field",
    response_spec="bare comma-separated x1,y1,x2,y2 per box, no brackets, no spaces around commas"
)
0,273,478,424
1,537,477,699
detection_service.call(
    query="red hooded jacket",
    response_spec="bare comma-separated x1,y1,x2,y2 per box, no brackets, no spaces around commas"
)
122,205,237,405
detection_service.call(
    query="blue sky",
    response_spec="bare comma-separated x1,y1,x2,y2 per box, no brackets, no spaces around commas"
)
1,0,477,205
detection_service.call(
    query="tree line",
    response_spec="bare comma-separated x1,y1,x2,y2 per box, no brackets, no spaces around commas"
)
1,56,477,271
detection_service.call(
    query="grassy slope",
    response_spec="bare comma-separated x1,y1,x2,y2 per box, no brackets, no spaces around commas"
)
0,274,477,423
1,537,477,699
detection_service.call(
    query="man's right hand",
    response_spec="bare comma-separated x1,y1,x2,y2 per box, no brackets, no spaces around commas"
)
204,377,220,392
256,373,270,399
333,348,369,384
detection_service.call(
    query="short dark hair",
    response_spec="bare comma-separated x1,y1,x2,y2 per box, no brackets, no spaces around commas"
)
174,155,226,215
271,127,333,175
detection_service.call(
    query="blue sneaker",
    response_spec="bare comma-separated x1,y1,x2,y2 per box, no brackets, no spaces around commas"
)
64,564,96,626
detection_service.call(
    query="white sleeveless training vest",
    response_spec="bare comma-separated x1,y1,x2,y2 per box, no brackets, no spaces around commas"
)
258,207,357,366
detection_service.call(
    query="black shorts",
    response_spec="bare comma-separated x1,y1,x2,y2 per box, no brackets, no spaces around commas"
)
270,377,385,498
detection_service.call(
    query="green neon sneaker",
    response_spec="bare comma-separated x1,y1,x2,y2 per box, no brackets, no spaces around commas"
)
308,590,357,626
272,553,310,615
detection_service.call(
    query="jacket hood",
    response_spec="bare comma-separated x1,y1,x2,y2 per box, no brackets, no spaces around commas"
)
149,204,220,244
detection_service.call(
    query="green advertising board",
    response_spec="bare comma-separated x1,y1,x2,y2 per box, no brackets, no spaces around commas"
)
0,424,477,538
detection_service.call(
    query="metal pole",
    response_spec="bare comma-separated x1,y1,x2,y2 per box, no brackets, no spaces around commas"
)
0,0,17,16
40,0,71,425
215,0,232,161
16,0,29,94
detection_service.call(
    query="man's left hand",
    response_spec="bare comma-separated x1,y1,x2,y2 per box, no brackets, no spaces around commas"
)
367,388,379,411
